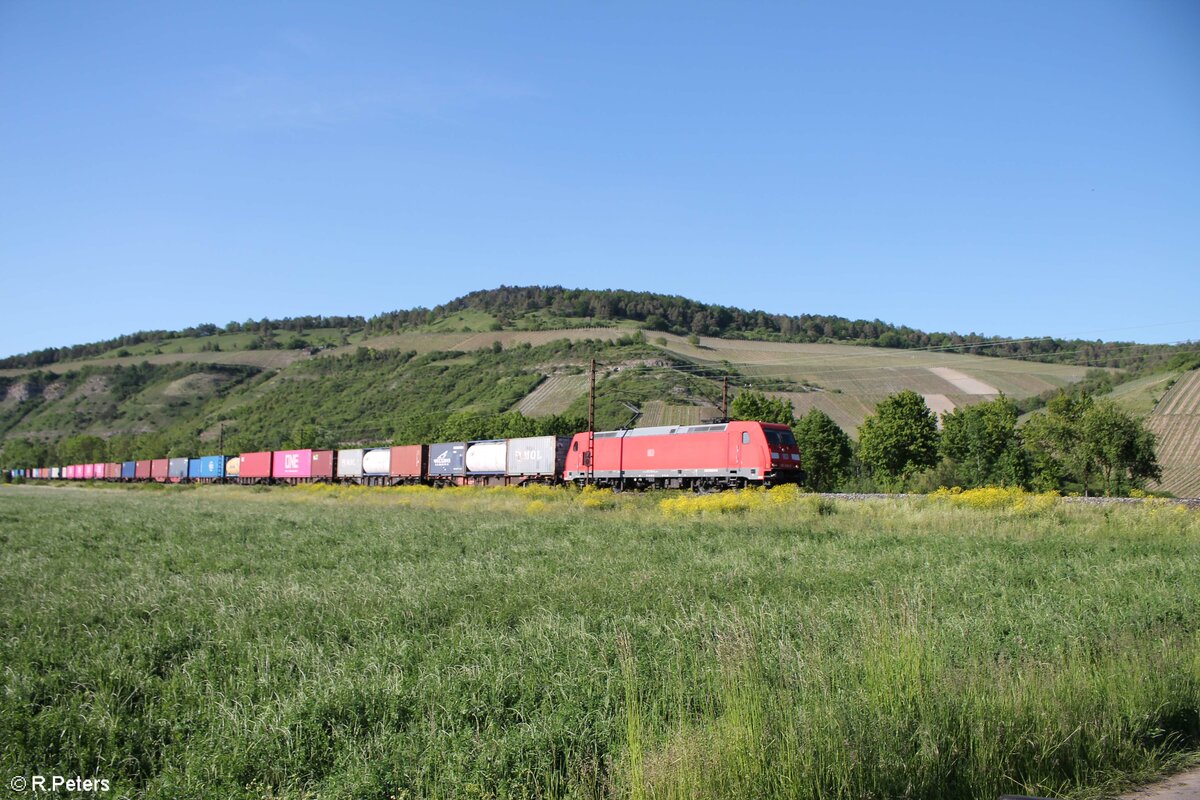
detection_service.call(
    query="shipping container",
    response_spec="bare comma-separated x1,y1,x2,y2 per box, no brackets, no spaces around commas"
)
106,462,121,480
311,450,334,480
94,462,106,479
466,440,507,474
151,459,169,481
273,449,313,480
389,445,426,481
168,458,189,481
121,461,136,480
428,442,466,479
506,436,571,479
336,448,364,480
135,460,152,480
52,467,62,479
188,458,204,479
83,463,95,480
238,452,272,480
465,440,507,484
225,457,241,478
196,455,227,479
362,448,391,476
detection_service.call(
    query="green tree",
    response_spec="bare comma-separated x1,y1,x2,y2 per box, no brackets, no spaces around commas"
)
1023,392,1096,494
730,390,796,426
435,411,494,442
793,408,853,491
57,434,108,464
1,438,51,471
1080,400,1161,496
857,390,940,487
939,395,1027,487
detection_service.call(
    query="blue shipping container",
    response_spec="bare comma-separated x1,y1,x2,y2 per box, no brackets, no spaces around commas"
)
188,458,203,479
197,455,226,479
121,461,136,479
428,442,466,476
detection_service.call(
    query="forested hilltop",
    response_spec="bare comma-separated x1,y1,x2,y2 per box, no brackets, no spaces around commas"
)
3,286,1190,370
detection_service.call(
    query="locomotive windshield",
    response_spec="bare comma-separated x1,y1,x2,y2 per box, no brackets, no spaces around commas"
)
765,430,797,447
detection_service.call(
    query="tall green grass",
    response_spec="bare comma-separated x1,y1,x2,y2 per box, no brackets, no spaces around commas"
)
0,485,1197,798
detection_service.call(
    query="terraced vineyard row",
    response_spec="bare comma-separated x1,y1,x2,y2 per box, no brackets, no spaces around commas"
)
512,374,590,416
1148,370,1200,498
1156,370,1200,416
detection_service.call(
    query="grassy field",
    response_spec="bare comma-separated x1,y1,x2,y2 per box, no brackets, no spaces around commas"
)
1,485,1198,799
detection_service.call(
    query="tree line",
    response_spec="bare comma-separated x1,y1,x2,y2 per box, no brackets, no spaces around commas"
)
7,286,1192,372
731,388,1161,497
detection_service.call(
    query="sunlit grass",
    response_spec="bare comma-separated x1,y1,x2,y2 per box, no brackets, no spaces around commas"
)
0,485,1197,799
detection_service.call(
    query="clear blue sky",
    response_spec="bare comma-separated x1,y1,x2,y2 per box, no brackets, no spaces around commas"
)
2,1,1197,358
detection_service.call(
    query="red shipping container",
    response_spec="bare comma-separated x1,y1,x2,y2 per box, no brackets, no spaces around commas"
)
135,460,152,479
151,459,169,481
389,445,426,479
272,449,313,479
238,451,272,479
106,462,121,479
311,450,334,479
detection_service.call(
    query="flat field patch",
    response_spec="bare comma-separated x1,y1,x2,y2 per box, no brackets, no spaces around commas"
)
1,485,1198,799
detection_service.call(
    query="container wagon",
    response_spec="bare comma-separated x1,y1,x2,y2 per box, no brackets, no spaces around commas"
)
362,448,391,486
238,452,272,484
168,457,190,483
336,449,364,483
389,445,426,485
428,442,466,486
273,449,314,484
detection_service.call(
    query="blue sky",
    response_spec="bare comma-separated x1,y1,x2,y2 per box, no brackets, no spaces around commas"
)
2,1,1197,357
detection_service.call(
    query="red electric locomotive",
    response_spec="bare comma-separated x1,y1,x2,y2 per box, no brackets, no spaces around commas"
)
563,420,803,490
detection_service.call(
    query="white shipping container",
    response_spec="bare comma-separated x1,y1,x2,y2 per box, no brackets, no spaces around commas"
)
465,441,507,473
362,448,391,476
337,449,364,478
505,436,570,476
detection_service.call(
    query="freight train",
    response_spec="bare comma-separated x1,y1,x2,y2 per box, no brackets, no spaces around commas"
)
8,421,804,490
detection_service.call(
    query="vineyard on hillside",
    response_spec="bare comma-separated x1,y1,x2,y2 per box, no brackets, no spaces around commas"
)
1148,369,1200,498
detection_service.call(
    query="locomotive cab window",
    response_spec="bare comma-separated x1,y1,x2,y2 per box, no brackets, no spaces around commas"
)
765,431,797,447
742,432,750,444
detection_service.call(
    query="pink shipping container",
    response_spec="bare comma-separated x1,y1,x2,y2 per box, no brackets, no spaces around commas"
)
83,463,94,479
238,451,272,479
135,460,152,480
272,449,313,479
67,465,76,479
311,450,334,479
151,459,169,481
389,445,426,479
94,463,105,479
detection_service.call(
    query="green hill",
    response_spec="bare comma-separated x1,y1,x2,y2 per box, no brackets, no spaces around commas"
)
2,288,1196,494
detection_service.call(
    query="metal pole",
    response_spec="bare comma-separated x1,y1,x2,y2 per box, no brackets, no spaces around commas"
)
588,359,596,482
723,376,728,421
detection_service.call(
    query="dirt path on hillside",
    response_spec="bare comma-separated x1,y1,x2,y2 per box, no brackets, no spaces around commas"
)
928,366,999,395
